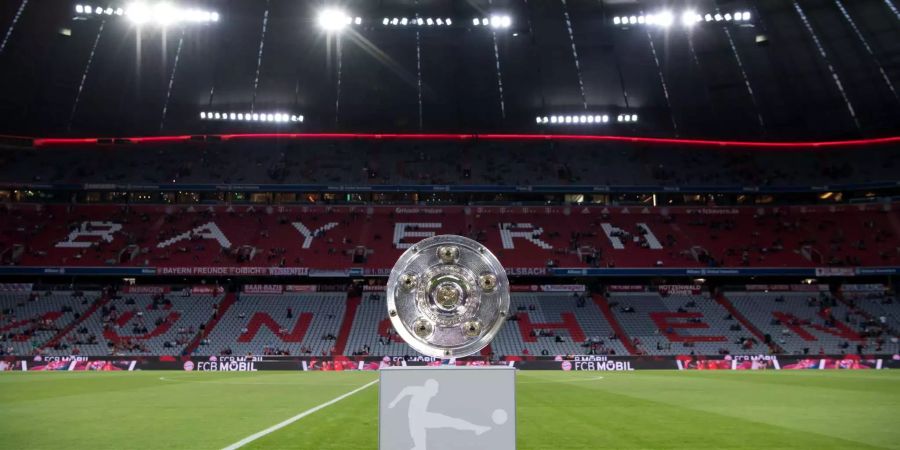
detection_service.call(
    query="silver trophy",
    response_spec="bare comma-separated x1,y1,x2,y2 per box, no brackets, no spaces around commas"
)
386,235,510,358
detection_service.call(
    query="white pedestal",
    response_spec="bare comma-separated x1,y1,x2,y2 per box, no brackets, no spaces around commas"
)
379,366,516,450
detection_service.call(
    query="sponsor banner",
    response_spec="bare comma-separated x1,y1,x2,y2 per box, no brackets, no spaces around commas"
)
730,355,779,371
789,284,828,292
779,357,883,370
308,269,351,278
190,285,222,295
514,356,676,371
607,285,646,292
746,284,791,292
510,285,585,293
815,267,857,277
0,283,33,292
243,284,284,294
684,208,740,215
2,355,891,371
157,266,309,277
841,284,886,292
658,285,702,296
123,285,170,294
510,285,541,293
564,356,635,371
361,285,386,292
505,267,548,276
539,284,586,293
285,285,318,293
0,360,27,371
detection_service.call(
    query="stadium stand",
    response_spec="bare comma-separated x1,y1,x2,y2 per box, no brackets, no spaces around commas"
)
2,286,896,358
3,141,898,188
491,292,629,357
606,291,766,356
725,292,877,355
0,290,99,355
202,292,347,357
44,290,222,356
2,203,898,271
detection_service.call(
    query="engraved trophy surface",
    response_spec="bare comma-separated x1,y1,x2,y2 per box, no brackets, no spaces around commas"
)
386,235,511,359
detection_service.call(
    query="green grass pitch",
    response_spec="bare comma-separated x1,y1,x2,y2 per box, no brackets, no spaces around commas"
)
1,370,898,449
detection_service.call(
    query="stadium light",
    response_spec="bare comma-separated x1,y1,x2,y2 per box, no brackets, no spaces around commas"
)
536,113,620,126
200,111,304,124
472,15,511,29
317,9,355,31
613,9,751,28
75,3,218,26
382,17,454,27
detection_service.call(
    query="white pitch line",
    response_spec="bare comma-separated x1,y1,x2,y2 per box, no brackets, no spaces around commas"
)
221,379,378,450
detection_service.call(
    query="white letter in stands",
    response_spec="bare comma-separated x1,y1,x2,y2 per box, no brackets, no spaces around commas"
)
394,223,442,249
600,223,663,250
56,221,123,248
156,222,232,249
291,222,339,248
498,223,552,250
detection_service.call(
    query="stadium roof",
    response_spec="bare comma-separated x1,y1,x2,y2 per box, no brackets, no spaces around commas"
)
0,0,897,140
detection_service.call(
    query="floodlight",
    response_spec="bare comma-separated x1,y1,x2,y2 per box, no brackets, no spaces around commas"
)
318,9,349,31
714,13,723,21
501,16,511,28
638,15,646,24
482,18,489,26
199,112,206,119
658,11,674,27
682,11,698,27
613,16,621,25
151,3,178,26
724,13,733,21
631,114,638,122
446,18,452,25
126,2,152,24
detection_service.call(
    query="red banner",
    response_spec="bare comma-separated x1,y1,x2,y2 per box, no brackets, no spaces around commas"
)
190,285,222,295
510,285,541,292
608,285,646,292
157,267,308,277
658,285,702,296
540,284,586,292
285,285,318,293
123,285,170,294
243,284,284,294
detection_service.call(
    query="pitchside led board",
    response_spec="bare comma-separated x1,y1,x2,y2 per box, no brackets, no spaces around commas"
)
382,235,515,450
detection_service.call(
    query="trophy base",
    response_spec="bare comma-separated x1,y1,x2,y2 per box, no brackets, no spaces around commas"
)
379,366,516,450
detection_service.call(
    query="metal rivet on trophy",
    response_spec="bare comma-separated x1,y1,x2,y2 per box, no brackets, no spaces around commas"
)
386,235,511,358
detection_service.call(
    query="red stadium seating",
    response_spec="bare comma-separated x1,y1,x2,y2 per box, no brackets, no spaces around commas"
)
1,202,898,272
